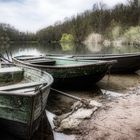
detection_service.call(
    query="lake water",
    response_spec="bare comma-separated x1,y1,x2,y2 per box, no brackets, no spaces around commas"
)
0,43,140,57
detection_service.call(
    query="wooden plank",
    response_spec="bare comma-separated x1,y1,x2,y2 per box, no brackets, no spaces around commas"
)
27,59,56,65
0,82,45,91
17,56,44,60
10,87,35,93
0,67,23,73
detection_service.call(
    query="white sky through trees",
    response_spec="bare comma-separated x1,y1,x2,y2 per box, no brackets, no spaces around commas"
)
0,0,128,32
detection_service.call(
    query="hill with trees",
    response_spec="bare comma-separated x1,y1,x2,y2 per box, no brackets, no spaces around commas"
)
36,0,140,45
0,0,139,45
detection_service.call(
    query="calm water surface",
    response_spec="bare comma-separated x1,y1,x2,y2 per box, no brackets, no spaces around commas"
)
0,43,140,57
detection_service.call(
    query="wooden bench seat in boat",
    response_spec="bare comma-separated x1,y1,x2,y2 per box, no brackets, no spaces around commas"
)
0,67,24,83
17,56,44,60
27,59,56,65
0,82,45,91
0,67,23,73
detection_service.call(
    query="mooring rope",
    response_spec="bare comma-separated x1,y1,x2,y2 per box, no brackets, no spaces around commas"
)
51,88,82,101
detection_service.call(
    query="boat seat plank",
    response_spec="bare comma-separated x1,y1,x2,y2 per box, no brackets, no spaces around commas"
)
10,87,35,94
17,56,44,60
27,59,56,65
0,82,45,91
0,67,23,73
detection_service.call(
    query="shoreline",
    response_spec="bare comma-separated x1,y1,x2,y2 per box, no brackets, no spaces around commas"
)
48,72,140,140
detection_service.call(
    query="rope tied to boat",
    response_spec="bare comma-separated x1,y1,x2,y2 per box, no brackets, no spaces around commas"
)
51,88,102,132
53,98,102,132
51,88,93,108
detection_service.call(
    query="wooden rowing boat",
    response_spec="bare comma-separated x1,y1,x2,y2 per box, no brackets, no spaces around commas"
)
46,53,140,73
0,60,53,139
13,55,115,87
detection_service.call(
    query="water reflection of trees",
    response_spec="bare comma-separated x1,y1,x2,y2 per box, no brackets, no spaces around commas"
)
85,43,140,55
1,43,140,57
60,42,75,52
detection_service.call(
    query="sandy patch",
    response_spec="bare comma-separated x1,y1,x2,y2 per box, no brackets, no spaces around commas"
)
98,74,140,92
76,94,140,140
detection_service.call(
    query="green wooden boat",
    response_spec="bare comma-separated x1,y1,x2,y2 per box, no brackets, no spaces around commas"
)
13,55,115,87
0,60,53,139
46,53,140,73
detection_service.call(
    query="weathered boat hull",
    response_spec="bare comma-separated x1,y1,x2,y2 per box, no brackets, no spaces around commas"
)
13,56,114,87
46,53,140,73
0,113,41,139
74,54,140,73
0,63,53,139
0,82,52,139
44,64,110,87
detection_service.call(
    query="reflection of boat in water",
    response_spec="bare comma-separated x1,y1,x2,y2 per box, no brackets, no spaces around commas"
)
46,53,140,73
13,55,115,87
0,59,53,139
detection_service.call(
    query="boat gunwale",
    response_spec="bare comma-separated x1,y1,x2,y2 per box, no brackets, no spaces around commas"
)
73,54,140,59
13,56,115,69
46,52,140,58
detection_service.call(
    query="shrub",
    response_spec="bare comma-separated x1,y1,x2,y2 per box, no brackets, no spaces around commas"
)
60,33,75,43
124,26,140,43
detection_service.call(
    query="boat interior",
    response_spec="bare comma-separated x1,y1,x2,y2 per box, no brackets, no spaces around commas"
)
0,62,47,95
15,55,108,67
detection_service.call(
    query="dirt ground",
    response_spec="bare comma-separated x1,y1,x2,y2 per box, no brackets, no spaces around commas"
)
48,72,140,140
75,72,140,140
98,73,140,93
75,93,140,140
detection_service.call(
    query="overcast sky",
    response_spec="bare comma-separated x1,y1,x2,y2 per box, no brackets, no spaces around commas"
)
0,0,128,32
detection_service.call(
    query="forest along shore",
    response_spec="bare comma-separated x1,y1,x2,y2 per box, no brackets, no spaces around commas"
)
47,71,140,140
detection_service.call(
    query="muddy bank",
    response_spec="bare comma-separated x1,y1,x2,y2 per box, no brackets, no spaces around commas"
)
46,72,140,140
98,73,140,93
53,100,102,133
47,73,140,116
75,93,140,140
51,92,140,140
49,72,140,140
47,86,102,115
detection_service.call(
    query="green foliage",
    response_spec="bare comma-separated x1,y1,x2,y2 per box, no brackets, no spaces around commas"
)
124,26,140,43
109,22,124,40
112,26,122,39
60,33,75,42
